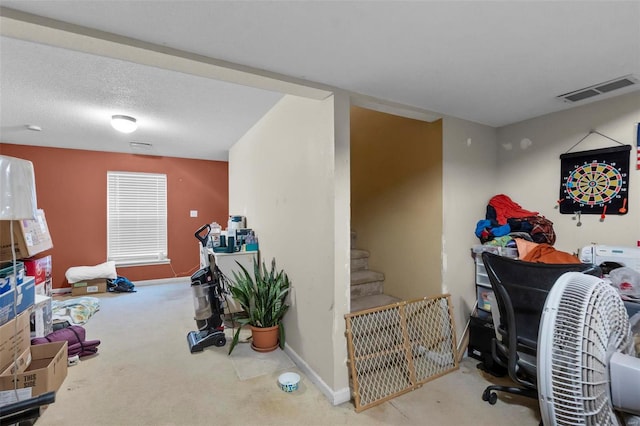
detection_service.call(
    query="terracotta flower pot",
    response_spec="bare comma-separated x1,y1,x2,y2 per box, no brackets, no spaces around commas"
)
250,325,279,352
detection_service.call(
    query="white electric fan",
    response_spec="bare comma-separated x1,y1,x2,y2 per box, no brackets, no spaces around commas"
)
538,272,640,425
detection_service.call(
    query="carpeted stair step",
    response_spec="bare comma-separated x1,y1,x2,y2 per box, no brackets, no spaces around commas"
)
350,249,370,272
351,294,402,313
351,270,384,298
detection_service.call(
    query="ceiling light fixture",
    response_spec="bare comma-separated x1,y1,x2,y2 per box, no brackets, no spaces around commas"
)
111,115,137,133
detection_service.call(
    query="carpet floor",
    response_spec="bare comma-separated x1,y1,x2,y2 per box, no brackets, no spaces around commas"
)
35,281,540,426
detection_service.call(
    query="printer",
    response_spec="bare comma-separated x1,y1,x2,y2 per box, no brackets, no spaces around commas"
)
580,245,640,274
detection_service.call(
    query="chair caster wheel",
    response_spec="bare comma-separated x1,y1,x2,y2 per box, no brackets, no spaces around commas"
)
482,389,497,405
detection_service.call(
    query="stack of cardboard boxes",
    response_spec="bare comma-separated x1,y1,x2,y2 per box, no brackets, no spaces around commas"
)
0,209,67,405
23,255,54,340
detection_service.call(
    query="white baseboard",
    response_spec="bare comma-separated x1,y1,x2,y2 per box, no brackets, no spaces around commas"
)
284,343,351,406
53,276,187,294
135,277,188,286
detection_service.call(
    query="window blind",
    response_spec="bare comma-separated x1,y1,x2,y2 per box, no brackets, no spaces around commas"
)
107,171,167,265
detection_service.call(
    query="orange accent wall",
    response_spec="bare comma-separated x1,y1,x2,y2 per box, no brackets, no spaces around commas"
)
0,143,228,289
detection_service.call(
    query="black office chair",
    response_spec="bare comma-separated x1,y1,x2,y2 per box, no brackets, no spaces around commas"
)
0,391,55,425
480,251,599,405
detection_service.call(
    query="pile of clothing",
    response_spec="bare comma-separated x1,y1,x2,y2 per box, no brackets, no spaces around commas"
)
475,194,581,264
475,194,555,245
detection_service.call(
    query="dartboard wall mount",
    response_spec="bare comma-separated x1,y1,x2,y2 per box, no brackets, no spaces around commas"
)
559,145,631,215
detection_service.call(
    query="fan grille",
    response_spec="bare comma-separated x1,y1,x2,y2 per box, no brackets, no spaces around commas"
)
544,273,632,425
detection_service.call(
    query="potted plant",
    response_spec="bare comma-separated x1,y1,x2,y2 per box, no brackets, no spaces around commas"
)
227,258,291,355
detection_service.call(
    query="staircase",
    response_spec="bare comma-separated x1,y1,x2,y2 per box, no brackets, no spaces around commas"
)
350,231,401,312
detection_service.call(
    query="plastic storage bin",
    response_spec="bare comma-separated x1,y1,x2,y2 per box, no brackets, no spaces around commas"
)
477,287,494,312
472,244,518,259
0,261,24,295
475,257,490,287
501,247,518,258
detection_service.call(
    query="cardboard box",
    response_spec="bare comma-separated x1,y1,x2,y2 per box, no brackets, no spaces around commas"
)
0,209,53,262
0,341,68,400
0,311,31,373
71,278,107,296
0,276,35,327
23,255,52,297
1,346,32,376
30,294,53,339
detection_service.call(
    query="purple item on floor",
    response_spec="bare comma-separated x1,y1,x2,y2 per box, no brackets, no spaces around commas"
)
31,325,100,358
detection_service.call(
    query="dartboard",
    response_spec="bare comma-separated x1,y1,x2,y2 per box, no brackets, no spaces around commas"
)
559,145,631,215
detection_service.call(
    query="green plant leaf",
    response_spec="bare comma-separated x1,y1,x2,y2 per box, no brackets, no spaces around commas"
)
227,317,251,355
227,257,291,353
279,322,286,350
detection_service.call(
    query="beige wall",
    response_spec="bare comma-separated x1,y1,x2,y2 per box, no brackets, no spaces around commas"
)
496,91,640,253
228,93,351,403
441,118,498,342
441,92,640,343
350,106,500,349
228,88,639,403
350,107,443,300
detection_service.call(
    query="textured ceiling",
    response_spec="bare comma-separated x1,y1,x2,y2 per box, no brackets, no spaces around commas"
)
1,2,639,160
0,36,283,161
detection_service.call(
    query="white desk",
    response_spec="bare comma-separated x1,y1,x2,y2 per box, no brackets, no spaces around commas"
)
204,250,258,314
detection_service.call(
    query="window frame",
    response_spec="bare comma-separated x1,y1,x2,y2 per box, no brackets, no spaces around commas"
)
106,171,169,267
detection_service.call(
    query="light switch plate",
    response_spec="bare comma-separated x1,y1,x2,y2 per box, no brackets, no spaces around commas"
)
190,210,198,218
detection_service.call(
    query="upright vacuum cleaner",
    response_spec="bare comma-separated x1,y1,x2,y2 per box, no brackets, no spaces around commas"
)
187,224,227,353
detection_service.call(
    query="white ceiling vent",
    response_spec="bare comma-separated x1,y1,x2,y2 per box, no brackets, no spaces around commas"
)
129,142,154,154
557,75,638,103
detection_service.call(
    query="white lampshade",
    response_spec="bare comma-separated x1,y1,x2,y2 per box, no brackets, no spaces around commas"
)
111,115,137,133
0,155,38,220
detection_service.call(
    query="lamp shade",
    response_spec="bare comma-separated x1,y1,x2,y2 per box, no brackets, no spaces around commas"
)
111,115,137,133
0,155,38,220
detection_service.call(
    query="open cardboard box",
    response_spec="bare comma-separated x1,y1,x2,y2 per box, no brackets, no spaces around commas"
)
1,346,31,376
0,341,68,400
0,209,53,262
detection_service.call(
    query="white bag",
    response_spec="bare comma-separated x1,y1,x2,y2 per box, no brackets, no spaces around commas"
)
609,267,640,299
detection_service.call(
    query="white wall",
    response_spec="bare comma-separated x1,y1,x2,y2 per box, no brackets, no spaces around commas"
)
496,91,640,253
228,93,351,403
442,117,498,342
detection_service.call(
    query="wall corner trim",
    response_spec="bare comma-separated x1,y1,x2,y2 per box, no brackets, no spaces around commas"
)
284,343,352,406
